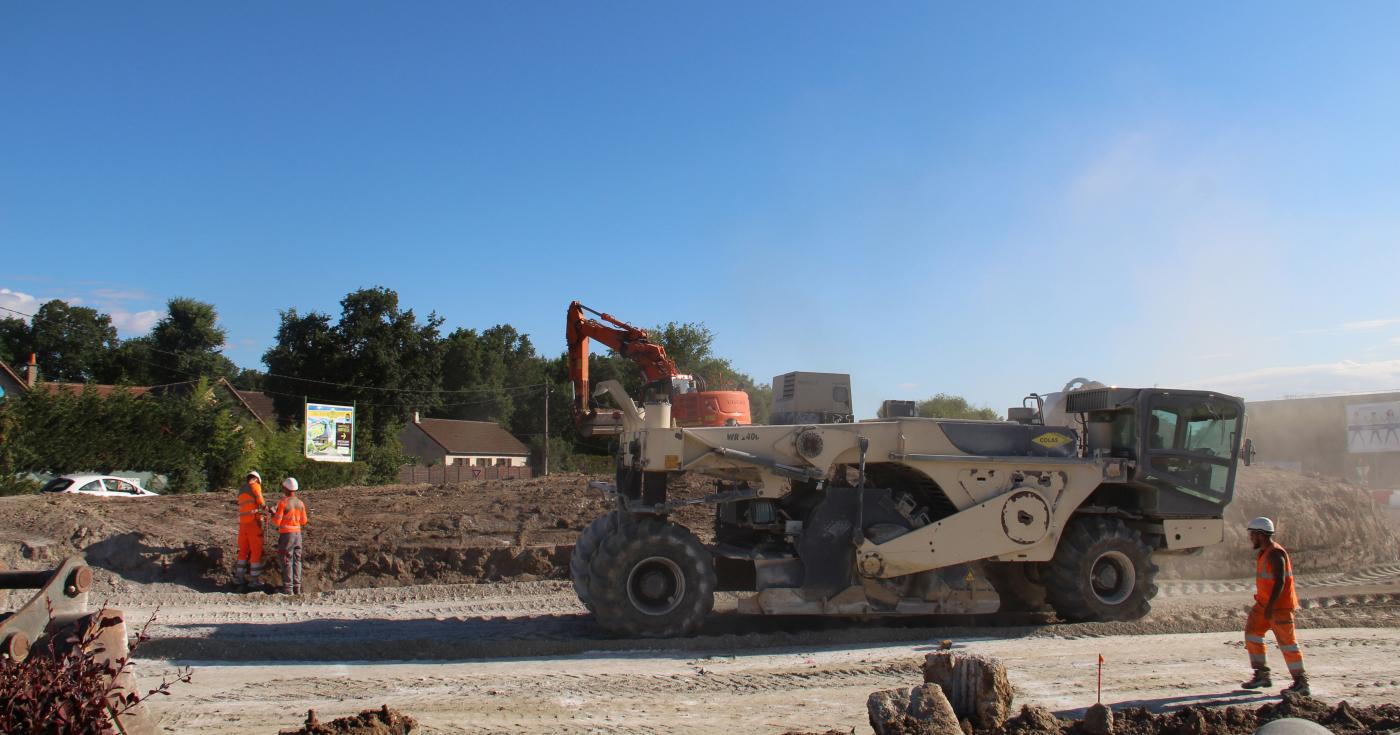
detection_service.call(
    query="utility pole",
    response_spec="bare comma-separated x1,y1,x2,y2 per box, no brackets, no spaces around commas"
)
543,382,549,476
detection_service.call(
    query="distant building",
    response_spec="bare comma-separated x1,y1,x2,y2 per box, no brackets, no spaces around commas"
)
3,355,270,428
399,414,530,468
1246,390,1400,489
0,356,33,399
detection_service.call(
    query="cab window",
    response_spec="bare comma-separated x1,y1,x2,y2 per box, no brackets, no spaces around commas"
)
79,481,104,493
1151,403,1237,456
1143,397,1242,502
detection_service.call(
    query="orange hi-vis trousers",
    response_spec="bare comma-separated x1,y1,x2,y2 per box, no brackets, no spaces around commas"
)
234,521,265,584
1245,604,1304,676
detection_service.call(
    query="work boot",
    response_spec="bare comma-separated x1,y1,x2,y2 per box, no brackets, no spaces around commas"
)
232,581,247,594
1241,668,1272,689
1283,675,1311,696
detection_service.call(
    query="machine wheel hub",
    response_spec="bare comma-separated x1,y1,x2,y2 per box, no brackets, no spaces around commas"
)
627,556,686,616
1089,550,1135,605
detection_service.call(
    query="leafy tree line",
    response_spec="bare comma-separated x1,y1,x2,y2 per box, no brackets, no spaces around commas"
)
0,298,244,386
1,285,997,490
261,288,773,468
0,286,778,485
916,394,1002,421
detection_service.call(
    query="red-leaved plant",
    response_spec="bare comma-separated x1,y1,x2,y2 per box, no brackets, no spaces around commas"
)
0,605,191,734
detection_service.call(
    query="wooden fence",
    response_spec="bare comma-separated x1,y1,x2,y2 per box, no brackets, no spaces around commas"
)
398,464,535,484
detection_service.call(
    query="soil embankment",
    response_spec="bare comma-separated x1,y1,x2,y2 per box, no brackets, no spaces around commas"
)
0,466,1393,594
1160,467,1400,578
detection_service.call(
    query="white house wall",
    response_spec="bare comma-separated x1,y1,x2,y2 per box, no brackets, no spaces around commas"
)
446,455,528,467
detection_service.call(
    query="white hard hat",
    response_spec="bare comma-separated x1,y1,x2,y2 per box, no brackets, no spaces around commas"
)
1247,516,1275,534
247,470,261,482
281,477,299,492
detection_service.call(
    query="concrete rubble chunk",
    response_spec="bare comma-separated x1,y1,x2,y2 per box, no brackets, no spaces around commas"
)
922,651,1016,730
868,684,963,735
1082,703,1113,735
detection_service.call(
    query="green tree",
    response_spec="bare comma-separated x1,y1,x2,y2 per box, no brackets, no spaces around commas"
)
262,287,444,444
231,367,266,390
32,302,120,382
0,301,120,382
439,327,513,424
332,287,444,443
0,316,30,369
146,298,236,383
262,309,337,425
917,393,1001,421
101,337,158,385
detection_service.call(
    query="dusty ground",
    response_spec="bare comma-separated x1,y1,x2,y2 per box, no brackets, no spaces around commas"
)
3,466,1399,733
134,623,1400,734
79,561,1400,733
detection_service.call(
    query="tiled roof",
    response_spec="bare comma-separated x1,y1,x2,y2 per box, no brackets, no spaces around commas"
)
40,383,151,398
36,378,268,428
0,359,28,393
234,389,279,425
412,418,529,456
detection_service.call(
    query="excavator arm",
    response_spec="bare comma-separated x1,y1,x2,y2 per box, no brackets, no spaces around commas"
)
567,301,753,434
568,301,680,431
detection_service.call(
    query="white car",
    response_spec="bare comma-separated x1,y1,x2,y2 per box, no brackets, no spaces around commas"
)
40,474,159,497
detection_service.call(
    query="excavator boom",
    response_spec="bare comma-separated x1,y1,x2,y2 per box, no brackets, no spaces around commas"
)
567,301,750,434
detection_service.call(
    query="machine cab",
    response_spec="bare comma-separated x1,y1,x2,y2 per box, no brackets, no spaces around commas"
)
1069,387,1247,514
1139,391,1246,506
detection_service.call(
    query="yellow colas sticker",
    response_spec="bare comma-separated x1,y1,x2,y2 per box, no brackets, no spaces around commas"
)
1033,433,1072,448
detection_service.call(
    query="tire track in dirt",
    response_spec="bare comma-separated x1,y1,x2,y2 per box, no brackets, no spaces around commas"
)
1158,562,1400,597
134,590,1400,662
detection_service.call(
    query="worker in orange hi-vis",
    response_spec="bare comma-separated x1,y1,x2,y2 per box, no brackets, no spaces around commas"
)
232,470,268,593
1240,516,1309,696
271,477,309,595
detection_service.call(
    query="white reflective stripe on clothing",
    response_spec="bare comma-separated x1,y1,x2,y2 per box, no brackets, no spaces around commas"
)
1246,635,1267,644
1287,661,1305,672
1279,644,1300,652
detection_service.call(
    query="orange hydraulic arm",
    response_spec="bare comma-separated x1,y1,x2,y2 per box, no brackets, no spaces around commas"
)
567,301,679,424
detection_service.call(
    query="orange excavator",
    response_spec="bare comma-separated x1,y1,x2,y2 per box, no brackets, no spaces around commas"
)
567,301,751,435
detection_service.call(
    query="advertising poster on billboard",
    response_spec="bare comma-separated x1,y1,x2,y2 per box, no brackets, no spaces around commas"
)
305,402,355,462
1347,401,1400,454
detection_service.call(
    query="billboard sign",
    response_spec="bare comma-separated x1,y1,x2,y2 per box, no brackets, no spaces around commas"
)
305,402,355,462
1347,401,1400,454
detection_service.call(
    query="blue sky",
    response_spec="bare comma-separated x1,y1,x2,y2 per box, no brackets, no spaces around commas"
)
4,3,1400,416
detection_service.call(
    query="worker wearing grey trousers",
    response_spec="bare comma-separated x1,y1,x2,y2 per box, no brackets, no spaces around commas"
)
271,477,309,594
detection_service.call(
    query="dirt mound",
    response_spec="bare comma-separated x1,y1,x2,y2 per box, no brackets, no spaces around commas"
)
1161,466,1400,579
1070,694,1400,735
279,705,418,735
0,474,615,592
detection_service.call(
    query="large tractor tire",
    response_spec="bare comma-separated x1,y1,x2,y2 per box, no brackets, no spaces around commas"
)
1043,516,1158,622
571,511,621,613
986,561,1051,613
587,515,716,637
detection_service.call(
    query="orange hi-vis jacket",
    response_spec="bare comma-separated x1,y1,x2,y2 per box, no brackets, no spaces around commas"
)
273,496,308,534
238,480,266,526
1255,539,1298,611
